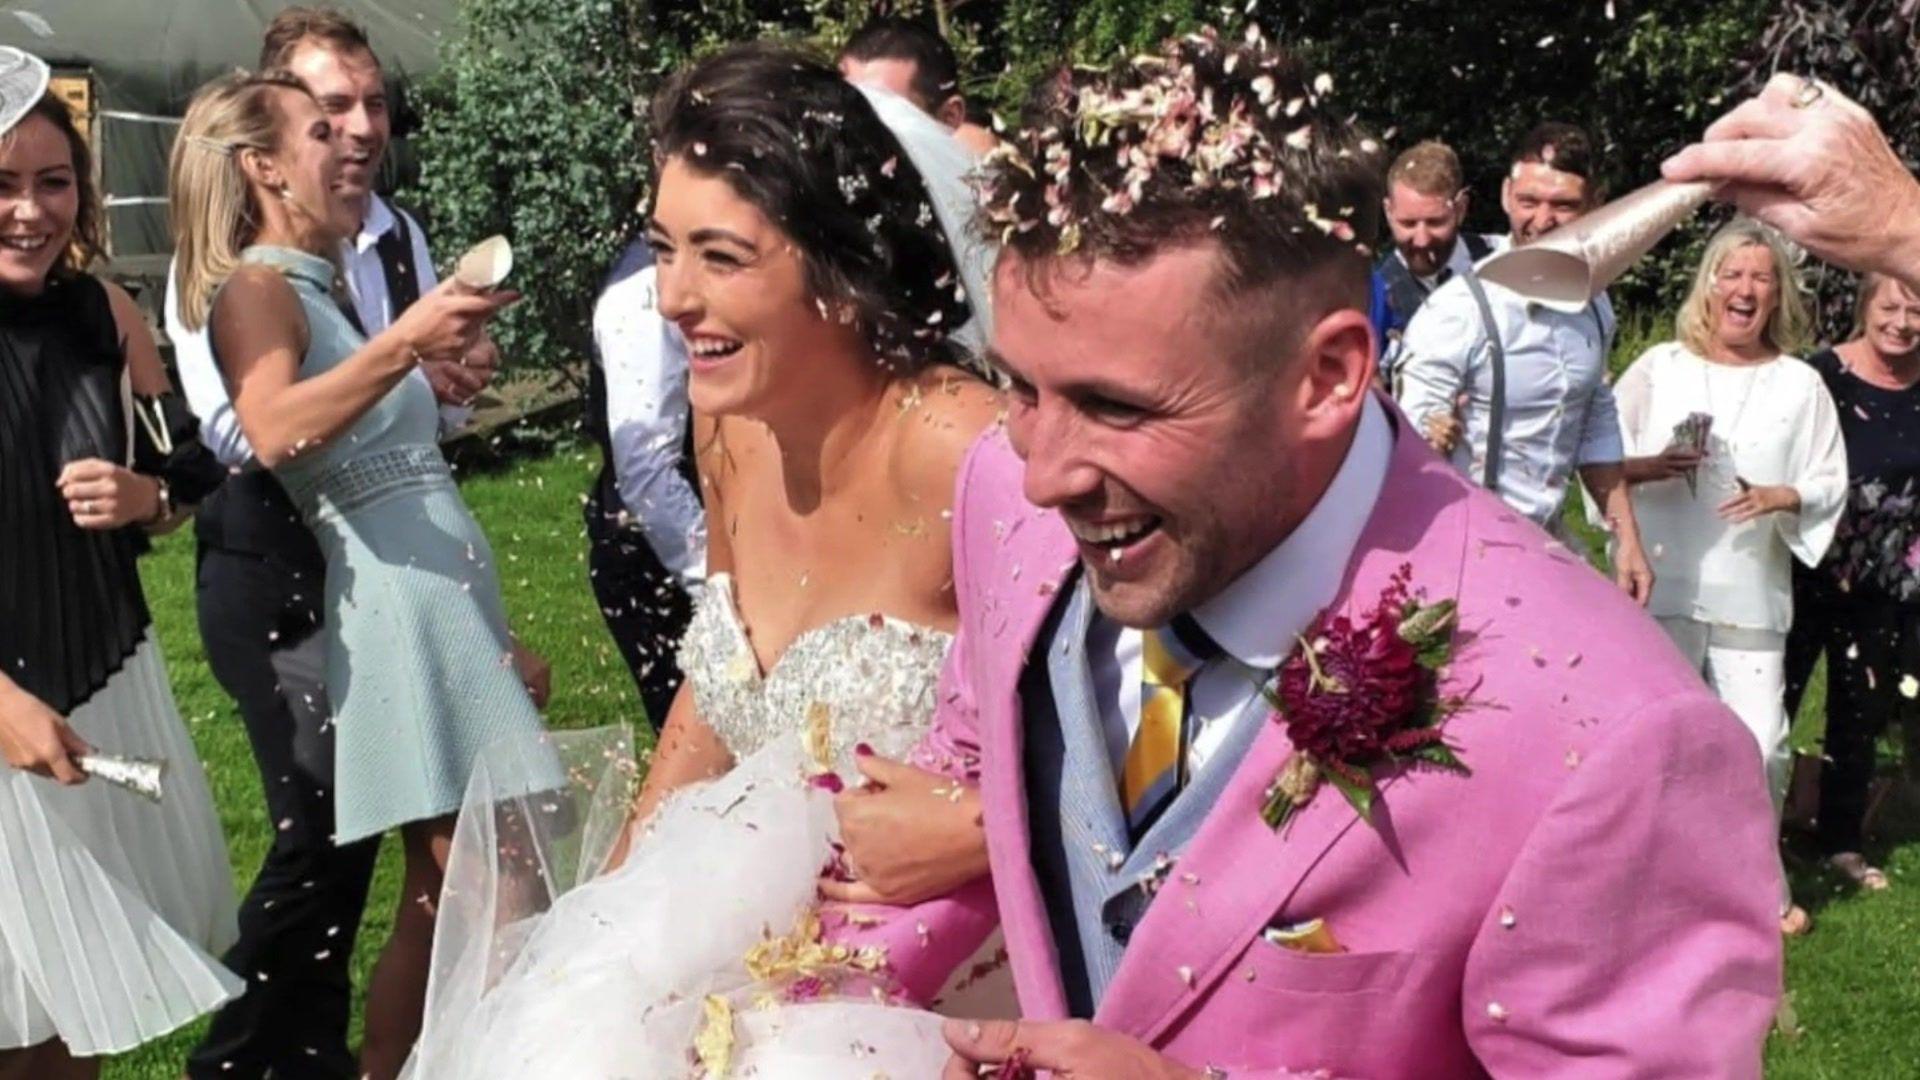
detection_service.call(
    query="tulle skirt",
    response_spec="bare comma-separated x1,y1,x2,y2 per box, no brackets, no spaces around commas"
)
404,726,998,1078
0,634,242,1054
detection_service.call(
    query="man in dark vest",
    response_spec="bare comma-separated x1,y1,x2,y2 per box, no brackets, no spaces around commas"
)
164,8,499,1078
1375,140,1497,383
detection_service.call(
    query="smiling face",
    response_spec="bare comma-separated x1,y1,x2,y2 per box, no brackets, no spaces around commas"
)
1709,242,1780,355
249,86,355,244
648,155,858,417
1863,278,1920,361
991,244,1372,627
1383,180,1465,278
283,41,388,214
1501,161,1592,246
0,112,78,296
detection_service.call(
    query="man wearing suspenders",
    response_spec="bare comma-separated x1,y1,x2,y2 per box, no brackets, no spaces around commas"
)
166,9,498,1078
1395,123,1655,605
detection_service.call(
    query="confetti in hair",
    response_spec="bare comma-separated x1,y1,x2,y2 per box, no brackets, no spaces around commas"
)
976,25,1383,283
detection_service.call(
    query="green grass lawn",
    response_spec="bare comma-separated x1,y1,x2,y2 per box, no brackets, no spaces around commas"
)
101,445,1919,1077
107,443,648,1079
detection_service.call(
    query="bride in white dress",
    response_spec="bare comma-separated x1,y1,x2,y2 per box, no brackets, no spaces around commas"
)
404,44,1005,1077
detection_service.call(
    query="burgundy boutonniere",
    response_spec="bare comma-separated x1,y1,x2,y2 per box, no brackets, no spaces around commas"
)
1260,564,1471,830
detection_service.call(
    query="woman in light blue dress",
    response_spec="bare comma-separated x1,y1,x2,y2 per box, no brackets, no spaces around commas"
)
166,70,547,1076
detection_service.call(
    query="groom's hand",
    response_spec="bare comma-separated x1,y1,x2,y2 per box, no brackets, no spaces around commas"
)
941,1018,1209,1079
820,753,989,905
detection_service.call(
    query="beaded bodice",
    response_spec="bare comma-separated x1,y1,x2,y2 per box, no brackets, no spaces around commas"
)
677,574,953,768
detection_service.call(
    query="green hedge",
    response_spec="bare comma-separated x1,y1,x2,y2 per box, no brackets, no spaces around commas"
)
408,0,1918,369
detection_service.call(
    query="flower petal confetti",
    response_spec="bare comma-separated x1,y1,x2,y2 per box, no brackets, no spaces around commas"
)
975,26,1379,260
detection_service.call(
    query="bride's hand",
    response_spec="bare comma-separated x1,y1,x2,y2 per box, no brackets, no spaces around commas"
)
822,751,989,906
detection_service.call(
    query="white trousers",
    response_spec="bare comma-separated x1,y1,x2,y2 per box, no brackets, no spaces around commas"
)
1658,617,1792,913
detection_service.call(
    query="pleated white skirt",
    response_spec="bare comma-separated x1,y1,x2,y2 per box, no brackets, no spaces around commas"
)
0,633,242,1055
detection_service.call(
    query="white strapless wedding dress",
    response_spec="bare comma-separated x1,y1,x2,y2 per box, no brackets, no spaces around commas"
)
403,575,1010,1078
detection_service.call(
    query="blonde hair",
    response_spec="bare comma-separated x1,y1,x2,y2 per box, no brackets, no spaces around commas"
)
1386,140,1465,199
168,69,311,331
1675,218,1811,357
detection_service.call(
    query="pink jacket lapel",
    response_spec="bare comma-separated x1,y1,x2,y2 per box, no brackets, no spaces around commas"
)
964,466,1080,1020
1095,415,1474,1042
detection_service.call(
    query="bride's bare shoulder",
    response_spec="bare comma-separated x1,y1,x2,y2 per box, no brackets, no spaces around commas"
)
888,364,1004,502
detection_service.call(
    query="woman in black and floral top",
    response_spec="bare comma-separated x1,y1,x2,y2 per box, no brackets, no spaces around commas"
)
1794,271,1920,891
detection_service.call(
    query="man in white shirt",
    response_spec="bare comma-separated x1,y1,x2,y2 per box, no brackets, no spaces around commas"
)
1395,122,1653,603
585,239,704,725
176,10,495,1080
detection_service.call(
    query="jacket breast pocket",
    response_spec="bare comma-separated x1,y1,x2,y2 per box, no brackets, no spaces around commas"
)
1227,937,1413,996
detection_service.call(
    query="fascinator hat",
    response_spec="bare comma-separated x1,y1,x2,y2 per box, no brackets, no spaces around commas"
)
1475,179,1711,312
0,46,51,139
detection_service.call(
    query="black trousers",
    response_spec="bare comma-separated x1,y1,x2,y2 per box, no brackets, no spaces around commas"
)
185,545,380,1080
1800,598,1920,855
1783,570,1827,722
588,522,694,728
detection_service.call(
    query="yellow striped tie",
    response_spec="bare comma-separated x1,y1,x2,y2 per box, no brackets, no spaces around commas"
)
1121,621,1212,839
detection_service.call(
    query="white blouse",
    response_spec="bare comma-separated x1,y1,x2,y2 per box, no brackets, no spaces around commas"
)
1611,342,1848,633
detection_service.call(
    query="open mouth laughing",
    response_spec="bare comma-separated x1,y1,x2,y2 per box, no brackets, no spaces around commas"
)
1067,513,1162,567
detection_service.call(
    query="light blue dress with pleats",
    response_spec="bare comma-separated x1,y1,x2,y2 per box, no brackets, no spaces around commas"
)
230,245,546,844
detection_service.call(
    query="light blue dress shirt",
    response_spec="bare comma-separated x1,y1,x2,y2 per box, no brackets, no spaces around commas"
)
1394,271,1623,529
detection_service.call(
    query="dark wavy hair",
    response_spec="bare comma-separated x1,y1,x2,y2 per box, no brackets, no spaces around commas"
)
648,42,971,373
4,94,103,279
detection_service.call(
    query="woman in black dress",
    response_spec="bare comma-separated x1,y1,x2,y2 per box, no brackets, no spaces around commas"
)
0,67,238,1078
1791,271,1920,892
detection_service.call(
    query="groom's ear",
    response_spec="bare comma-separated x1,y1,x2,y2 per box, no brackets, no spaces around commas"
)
1289,303,1376,436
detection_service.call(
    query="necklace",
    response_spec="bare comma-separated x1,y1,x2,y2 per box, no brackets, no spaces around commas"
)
1699,349,1768,470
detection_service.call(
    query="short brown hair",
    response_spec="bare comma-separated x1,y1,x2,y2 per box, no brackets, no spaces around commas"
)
1386,140,1464,199
1511,122,1594,182
980,29,1382,317
259,5,377,70
3,94,102,278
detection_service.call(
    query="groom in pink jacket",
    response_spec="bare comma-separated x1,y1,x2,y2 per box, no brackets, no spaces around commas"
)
833,29,1781,1079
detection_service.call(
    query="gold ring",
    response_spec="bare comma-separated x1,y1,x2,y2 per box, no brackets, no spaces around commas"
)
1790,77,1825,110
80,499,94,514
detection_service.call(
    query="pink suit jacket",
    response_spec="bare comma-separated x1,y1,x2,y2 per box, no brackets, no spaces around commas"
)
836,411,1781,1078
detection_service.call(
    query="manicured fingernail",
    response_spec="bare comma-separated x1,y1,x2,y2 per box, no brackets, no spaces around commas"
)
810,772,845,793
854,742,874,757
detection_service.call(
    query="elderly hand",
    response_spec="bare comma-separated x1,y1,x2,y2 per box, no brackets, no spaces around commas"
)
941,1018,1209,1080
56,458,161,530
1663,73,1920,285
0,685,90,785
1718,481,1800,524
819,752,989,905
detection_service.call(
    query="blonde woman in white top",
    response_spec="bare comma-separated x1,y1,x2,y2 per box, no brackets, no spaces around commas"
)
1614,219,1847,937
